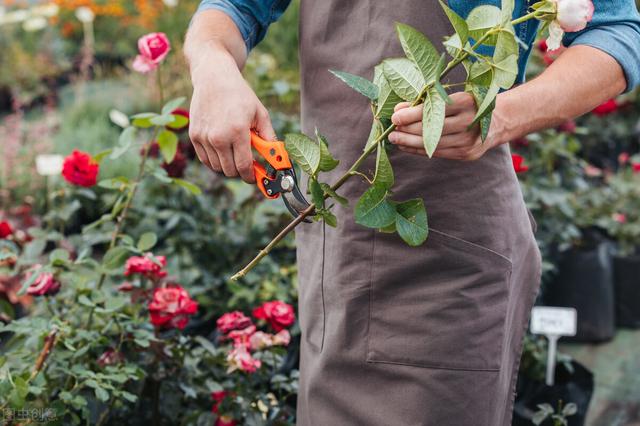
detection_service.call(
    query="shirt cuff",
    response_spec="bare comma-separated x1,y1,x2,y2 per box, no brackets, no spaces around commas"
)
195,0,258,53
564,24,640,93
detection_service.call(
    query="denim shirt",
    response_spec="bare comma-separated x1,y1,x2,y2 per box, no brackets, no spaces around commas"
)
196,0,640,92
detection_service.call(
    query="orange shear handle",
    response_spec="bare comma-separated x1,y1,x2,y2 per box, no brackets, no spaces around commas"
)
251,131,292,199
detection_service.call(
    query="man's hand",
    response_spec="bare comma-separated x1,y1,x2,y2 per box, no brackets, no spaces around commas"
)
188,48,275,183
388,92,502,160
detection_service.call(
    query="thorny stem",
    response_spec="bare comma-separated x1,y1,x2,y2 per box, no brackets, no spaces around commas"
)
231,13,540,280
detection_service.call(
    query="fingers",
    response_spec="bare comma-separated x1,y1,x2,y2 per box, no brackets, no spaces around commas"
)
232,131,255,183
254,107,277,141
391,104,422,127
445,92,476,116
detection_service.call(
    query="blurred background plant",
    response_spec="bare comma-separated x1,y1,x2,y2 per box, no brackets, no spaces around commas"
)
0,0,639,425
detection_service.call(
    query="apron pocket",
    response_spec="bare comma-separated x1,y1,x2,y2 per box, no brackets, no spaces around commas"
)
366,229,512,371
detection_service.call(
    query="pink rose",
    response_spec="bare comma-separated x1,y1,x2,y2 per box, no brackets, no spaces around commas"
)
124,253,167,280
26,269,61,297
612,213,627,224
249,329,291,350
226,345,261,373
132,32,171,73
632,162,640,174
252,300,295,332
554,0,594,32
148,285,198,330
227,325,256,348
217,311,253,334
618,152,630,165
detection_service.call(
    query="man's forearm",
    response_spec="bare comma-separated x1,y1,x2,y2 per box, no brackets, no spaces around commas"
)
184,10,247,78
493,45,627,144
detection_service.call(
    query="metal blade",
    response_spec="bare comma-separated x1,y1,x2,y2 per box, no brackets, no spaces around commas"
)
282,188,313,222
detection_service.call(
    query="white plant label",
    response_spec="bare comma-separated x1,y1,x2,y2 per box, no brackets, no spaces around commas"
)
530,306,577,337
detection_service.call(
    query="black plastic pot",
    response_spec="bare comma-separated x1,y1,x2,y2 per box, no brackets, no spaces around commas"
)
544,241,616,343
513,361,594,426
613,253,640,328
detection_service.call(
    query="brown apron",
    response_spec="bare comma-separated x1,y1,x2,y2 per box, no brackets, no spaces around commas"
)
294,1,542,425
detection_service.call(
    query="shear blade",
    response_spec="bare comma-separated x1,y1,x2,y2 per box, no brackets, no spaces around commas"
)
282,187,313,222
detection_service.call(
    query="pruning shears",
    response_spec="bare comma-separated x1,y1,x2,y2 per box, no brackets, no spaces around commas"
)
250,131,313,219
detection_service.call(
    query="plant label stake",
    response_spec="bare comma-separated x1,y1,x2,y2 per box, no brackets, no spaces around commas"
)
530,306,577,386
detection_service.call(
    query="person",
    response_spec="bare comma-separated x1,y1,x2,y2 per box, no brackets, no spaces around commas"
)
185,1,640,425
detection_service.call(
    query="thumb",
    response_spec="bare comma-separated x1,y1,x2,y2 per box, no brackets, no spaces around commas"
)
254,106,277,141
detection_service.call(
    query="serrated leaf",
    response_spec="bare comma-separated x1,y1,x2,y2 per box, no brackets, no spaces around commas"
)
422,87,446,157
137,232,157,251
161,97,186,115
355,186,396,228
330,70,378,101
382,58,426,101
467,5,502,44
439,0,469,46
172,178,202,195
395,199,428,246
157,130,179,163
284,134,321,176
315,129,339,172
373,143,394,189
111,126,137,159
320,183,348,206
395,23,440,81
374,66,404,119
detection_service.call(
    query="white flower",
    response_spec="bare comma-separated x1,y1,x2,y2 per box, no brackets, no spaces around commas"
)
109,109,130,128
33,4,59,18
75,6,95,23
554,0,594,32
36,155,64,176
546,21,565,51
23,17,47,32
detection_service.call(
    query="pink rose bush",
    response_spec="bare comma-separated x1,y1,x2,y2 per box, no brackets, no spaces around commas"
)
133,32,171,73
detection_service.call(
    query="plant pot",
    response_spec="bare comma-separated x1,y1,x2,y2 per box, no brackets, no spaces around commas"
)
513,360,594,426
613,253,640,328
544,242,615,343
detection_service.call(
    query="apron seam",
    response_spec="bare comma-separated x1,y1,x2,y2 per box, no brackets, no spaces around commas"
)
365,359,501,373
365,229,377,362
320,221,327,352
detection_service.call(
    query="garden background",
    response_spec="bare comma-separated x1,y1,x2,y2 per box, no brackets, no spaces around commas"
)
0,1,639,425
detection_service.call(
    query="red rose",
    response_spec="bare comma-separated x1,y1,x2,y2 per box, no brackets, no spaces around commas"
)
61,150,99,187
148,285,198,329
211,390,234,415
511,154,529,174
133,32,171,73
592,99,619,117
252,300,295,332
537,39,548,53
0,221,13,239
97,348,125,367
26,270,61,297
215,416,238,426
124,253,167,280
162,148,188,178
117,282,135,292
217,311,253,334
632,162,640,174
556,120,576,134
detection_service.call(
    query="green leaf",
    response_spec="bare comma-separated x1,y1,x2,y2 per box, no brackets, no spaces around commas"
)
102,246,131,271
494,28,518,63
315,129,339,172
157,130,179,163
382,58,426,101
98,177,129,190
395,23,440,81
172,178,202,195
469,61,493,86
422,87,446,157
318,209,338,227
373,143,394,190
329,70,379,101
466,5,502,43
493,54,518,89
434,81,453,104
284,133,321,176
439,0,469,46
161,97,186,115
111,126,137,160
309,179,324,209
395,199,429,246
470,85,493,142
94,149,113,163
502,0,515,21
472,82,500,125
355,186,396,228
131,113,157,128
150,114,175,126
166,114,189,130
320,183,348,206
365,118,385,151
374,65,404,119
94,387,109,402
137,232,157,251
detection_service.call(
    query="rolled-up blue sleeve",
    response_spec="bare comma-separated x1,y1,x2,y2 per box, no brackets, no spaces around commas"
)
563,0,640,92
195,0,292,52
